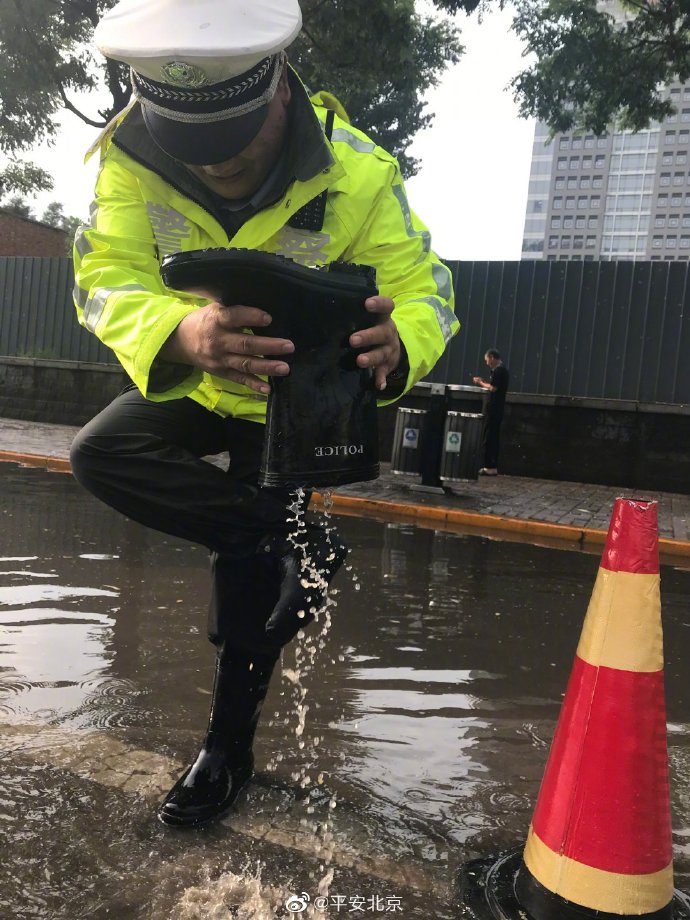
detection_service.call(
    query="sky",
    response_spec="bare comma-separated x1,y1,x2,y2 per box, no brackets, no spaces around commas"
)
26,6,535,261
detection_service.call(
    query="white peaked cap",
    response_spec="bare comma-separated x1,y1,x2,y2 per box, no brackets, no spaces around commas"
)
94,0,303,86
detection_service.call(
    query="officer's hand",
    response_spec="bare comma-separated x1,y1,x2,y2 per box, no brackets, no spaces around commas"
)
349,296,400,392
161,302,294,394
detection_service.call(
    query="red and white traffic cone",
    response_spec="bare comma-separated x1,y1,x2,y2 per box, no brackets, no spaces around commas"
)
461,498,690,919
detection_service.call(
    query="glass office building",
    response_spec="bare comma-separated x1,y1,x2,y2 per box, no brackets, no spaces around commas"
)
521,4,690,262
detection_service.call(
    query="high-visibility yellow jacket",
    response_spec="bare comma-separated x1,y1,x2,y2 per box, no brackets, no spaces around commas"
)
73,93,458,424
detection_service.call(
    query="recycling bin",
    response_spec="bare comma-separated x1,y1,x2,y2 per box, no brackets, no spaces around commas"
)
439,411,484,483
390,407,427,478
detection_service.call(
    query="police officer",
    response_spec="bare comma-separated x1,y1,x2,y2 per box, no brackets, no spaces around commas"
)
71,0,457,827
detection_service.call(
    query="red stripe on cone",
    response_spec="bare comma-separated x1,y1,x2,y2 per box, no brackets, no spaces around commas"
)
601,499,659,575
532,655,672,875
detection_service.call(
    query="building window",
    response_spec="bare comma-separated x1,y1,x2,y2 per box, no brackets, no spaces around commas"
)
597,136,608,148
682,215,690,227
577,195,588,209
651,255,662,261
573,235,584,249
547,254,557,261
592,175,603,188
672,194,683,206
667,236,677,248
584,135,595,149
563,215,574,229
663,152,674,165
580,175,591,189
595,154,606,168
680,130,689,144
652,236,663,248
590,196,601,208
550,216,561,229
677,152,688,165
682,109,690,122
586,235,596,249
674,172,685,185
548,235,559,249
565,196,576,209
588,216,598,229
561,236,571,248
553,196,563,209
557,157,568,169
655,216,666,228
660,173,671,186
681,236,690,249
575,215,586,229
582,155,593,169
572,136,583,149
665,131,677,144
669,214,680,227
555,177,565,189
569,156,580,169
559,137,570,149
658,193,669,206
567,176,578,189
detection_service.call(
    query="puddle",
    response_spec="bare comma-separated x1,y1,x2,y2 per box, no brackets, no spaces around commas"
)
0,463,688,917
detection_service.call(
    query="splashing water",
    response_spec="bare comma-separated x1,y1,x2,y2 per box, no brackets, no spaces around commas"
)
170,863,333,919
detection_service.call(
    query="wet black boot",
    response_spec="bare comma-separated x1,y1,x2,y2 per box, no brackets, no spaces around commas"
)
158,644,277,827
261,526,348,645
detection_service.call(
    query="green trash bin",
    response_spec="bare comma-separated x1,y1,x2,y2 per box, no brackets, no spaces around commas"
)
439,411,483,483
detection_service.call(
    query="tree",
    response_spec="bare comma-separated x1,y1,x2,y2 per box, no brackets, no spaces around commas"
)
451,0,690,136
41,201,82,247
2,195,35,219
0,0,462,182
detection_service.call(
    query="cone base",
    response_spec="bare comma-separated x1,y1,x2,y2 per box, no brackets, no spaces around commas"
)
458,849,690,920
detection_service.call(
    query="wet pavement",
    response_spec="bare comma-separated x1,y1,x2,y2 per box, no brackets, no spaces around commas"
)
1,462,689,918
1,415,689,550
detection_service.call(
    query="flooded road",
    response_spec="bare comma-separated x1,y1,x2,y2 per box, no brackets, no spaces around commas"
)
1,462,689,918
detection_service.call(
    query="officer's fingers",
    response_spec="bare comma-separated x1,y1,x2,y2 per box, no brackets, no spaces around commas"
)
355,343,396,372
350,317,397,351
364,295,395,316
214,303,274,330
222,331,295,358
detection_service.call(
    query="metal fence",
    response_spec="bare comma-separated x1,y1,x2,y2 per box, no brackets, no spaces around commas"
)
2,256,690,404
431,259,690,404
0,257,115,364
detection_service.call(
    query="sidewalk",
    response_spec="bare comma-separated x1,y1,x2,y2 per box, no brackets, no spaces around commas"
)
1,415,689,557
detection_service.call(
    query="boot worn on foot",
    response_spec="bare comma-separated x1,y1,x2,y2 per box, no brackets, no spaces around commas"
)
159,645,276,828
158,746,254,828
261,526,348,645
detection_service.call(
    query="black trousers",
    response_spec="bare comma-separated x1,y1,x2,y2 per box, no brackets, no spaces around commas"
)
70,387,303,655
481,410,503,470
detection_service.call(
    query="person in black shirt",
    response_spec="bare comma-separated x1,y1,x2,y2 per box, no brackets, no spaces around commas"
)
472,349,509,476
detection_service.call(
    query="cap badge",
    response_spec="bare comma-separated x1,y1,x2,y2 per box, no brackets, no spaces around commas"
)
160,62,208,88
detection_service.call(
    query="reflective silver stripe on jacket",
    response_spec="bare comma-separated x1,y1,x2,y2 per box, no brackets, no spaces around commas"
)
391,184,431,257
74,284,147,333
418,296,456,345
330,127,376,154
73,200,99,261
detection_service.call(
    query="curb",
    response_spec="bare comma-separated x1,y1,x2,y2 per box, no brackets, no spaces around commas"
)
2,449,688,560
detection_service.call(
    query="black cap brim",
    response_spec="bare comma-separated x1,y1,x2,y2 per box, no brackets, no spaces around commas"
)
142,103,270,165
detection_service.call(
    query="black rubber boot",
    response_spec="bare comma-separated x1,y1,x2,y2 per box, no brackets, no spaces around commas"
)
261,525,348,645
158,644,277,828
